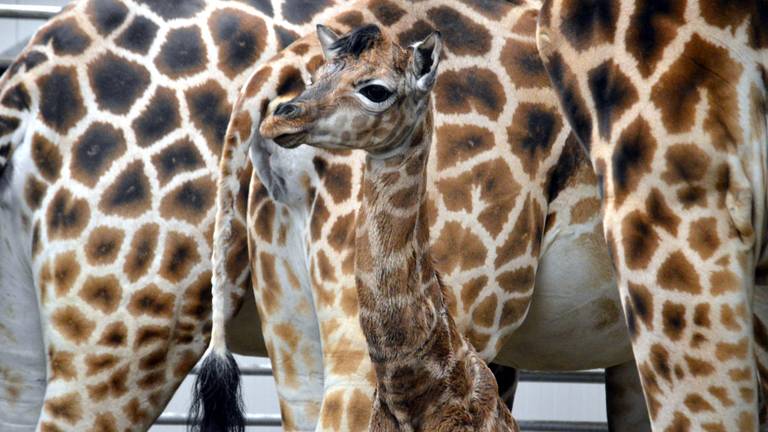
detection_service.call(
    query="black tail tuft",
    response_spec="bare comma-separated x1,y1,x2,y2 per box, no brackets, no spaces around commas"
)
188,351,245,432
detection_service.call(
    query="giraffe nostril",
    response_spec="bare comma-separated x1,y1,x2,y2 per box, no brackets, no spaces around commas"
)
274,102,299,118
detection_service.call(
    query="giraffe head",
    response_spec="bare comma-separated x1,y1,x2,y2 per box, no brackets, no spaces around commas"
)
260,23,442,155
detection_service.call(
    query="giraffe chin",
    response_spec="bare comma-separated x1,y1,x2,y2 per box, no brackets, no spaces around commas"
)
272,132,306,149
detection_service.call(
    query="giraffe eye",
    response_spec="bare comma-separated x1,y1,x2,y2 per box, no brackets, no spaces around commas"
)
358,84,393,103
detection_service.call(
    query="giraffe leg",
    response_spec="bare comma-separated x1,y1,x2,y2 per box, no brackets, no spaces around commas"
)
0,166,45,430
539,1,766,428
606,361,651,432
247,179,326,431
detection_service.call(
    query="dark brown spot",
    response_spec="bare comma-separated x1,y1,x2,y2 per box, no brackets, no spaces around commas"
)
124,224,159,282
47,188,90,240
99,161,151,217
31,134,62,182
85,226,124,265
434,67,506,120
128,284,176,318
427,6,491,55
658,251,702,294
52,306,96,344
72,123,127,187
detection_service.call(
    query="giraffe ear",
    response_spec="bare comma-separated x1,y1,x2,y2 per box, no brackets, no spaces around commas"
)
409,31,442,92
317,24,341,60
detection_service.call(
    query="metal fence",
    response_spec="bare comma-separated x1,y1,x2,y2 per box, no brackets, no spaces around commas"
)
1,4,610,431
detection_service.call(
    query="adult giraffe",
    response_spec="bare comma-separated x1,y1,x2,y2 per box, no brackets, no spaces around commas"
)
538,0,768,430
0,0,345,430
198,0,651,430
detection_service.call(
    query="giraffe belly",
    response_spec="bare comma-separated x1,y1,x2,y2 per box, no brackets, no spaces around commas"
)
0,144,46,429
495,224,633,371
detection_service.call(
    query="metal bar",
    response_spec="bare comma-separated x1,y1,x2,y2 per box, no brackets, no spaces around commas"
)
518,420,608,432
518,370,605,384
0,4,61,19
191,364,274,376
156,413,282,426
205,364,605,384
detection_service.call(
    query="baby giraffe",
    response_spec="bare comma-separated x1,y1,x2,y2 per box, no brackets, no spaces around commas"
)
260,24,517,432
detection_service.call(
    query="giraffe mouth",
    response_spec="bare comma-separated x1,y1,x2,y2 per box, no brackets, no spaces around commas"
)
272,132,306,148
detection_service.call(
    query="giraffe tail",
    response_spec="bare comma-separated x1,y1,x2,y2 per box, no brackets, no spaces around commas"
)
188,349,245,432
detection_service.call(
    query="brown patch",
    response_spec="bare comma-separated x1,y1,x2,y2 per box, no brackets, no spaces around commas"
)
70,123,127,187
621,210,659,270
685,354,714,376
508,103,562,177
159,231,200,283
661,301,686,341
657,251,702,294
328,212,355,252
124,223,159,282
559,0,618,50
693,303,711,328
53,251,80,297
720,304,741,332
500,297,529,327
434,67,506,120
152,138,205,187
209,9,267,79
320,389,343,431
36,66,86,133
611,116,657,206
31,133,62,182
370,0,406,25
497,266,535,294
44,392,82,424
472,293,497,328
310,195,330,241
649,343,671,382
625,0,686,77
24,175,47,209
347,389,372,431
134,325,170,349
495,194,542,264
431,221,487,274
570,197,600,225
139,348,167,370
51,305,96,344
181,271,212,322
185,80,232,155
667,411,691,432
715,337,749,361
79,275,122,314
688,217,720,260
427,6,491,55
323,162,353,204
501,38,550,89
49,347,76,381
98,321,128,347
662,144,711,185
85,353,119,375
645,188,681,235
651,34,743,145
155,26,207,78
460,277,487,313
91,412,118,432
122,397,149,423
128,284,176,318
137,371,165,390
85,226,125,265
708,386,734,406
710,269,740,295
159,177,216,225
47,188,91,240
99,160,152,217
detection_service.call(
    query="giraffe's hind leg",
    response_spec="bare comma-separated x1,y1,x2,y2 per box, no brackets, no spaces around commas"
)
606,361,651,432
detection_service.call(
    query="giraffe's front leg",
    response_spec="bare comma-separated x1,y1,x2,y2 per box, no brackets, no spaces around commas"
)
248,177,326,431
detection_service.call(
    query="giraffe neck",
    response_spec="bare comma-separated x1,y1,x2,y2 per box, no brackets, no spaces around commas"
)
354,110,443,364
